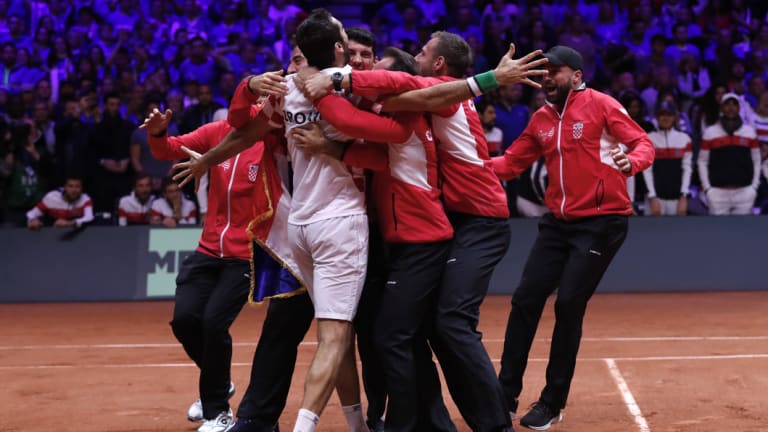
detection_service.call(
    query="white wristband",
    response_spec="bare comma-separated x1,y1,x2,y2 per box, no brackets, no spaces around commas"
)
466,77,482,97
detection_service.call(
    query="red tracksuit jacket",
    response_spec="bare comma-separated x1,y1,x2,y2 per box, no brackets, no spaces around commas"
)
351,70,510,219
315,93,453,243
149,121,265,260
492,87,655,220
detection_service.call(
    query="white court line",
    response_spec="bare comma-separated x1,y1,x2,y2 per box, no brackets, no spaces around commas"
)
3,353,768,371
605,359,651,432
2,336,767,350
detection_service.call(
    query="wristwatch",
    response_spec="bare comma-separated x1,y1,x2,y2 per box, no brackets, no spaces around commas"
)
331,72,343,92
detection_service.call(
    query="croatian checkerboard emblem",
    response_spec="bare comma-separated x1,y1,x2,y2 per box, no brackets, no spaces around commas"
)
573,122,584,139
248,165,259,182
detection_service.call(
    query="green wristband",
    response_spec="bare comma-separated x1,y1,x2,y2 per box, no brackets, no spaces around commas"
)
474,70,499,93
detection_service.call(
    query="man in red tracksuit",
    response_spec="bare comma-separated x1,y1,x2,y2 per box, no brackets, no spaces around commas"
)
491,45,655,430
144,109,295,432
294,47,457,432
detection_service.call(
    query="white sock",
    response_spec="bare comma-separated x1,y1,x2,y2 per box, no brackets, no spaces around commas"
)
342,404,369,432
293,408,319,432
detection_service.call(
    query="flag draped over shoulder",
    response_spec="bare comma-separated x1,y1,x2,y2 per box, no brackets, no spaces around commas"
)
246,143,305,303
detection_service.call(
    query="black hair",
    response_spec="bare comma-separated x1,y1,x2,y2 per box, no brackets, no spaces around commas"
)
296,8,343,70
474,97,493,115
103,91,121,104
346,27,377,53
381,47,417,75
431,31,472,78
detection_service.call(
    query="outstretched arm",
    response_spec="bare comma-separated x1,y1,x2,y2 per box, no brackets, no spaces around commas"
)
173,115,276,189
382,44,548,112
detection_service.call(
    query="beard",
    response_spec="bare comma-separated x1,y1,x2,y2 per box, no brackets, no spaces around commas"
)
544,79,572,107
342,40,350,65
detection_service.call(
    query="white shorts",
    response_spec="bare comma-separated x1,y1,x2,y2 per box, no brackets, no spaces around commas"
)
288,214,368,321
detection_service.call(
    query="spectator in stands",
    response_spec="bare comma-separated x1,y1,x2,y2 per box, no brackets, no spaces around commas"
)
53,98,92,188
494,83,530,151
477,98,503,156
26,176,93,230
448,5,483,46
180,83,222,134
699,93,761,215
389,5,422,50
179,37,218,88
559,14,596,81
90,92,133,213
1,42,16,89
1,119,50,227
118,173,155,226
415,0,446,27
9,47,45,93
1,13,31,48
750,91,768,213
171,0,212,42
32,100,56,157
677,53,711,113
151,177,196,227
643,101,693,216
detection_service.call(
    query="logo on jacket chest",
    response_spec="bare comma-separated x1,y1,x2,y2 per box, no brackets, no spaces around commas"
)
572,122,584,139
248,164,259,183
538,127,555,142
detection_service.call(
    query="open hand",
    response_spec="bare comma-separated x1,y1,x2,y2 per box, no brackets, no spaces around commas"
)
493,44,549,88
140,108,173,136
172,146,207,192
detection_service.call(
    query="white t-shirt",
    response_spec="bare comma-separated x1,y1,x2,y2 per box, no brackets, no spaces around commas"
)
261,65,366,225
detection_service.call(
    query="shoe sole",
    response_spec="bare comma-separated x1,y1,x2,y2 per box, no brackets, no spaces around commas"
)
521,413,563,431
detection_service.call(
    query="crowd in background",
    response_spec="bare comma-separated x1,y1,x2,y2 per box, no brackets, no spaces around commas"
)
2,0,768,228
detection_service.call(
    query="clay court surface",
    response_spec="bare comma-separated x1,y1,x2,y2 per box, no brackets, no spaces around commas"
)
1,291,766,432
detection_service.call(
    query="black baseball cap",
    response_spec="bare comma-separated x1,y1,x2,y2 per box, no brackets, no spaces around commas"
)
543,45,583,71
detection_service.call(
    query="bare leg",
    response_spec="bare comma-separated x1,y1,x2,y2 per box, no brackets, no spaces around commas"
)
335,338,362,406
301,318,355,415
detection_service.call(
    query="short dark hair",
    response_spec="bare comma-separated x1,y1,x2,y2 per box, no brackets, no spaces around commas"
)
134,172,151,185
381,47,417,75
103,91,120,104
296,8,343,70
346,27,376,53
474,97,493,115
431,31,472,78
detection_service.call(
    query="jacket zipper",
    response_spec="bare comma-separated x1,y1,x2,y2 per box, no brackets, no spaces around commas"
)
555,92,571,220
219,154,240,257
391,193,398,231
595,179,605,212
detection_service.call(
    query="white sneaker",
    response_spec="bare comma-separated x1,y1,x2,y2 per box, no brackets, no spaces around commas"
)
187,382,236,422
198,408,234,432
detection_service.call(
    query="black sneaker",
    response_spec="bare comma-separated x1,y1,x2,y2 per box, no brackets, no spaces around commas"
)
367,418,385,432
227,417,280,432
519,401,563,431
